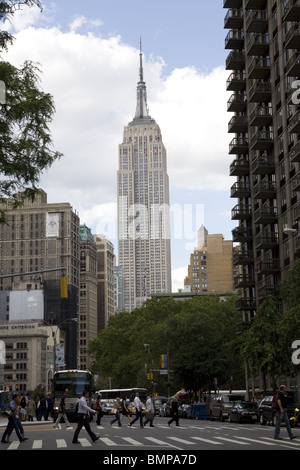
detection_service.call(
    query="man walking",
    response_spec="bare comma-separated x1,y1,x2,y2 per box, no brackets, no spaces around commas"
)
72,391,100,444
168,395,180,427
128,392,144,428
274,385,296,440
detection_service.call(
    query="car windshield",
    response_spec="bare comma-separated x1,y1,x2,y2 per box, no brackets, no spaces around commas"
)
223,395,245,403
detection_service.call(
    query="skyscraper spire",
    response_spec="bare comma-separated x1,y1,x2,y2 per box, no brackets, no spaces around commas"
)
133,39,150,122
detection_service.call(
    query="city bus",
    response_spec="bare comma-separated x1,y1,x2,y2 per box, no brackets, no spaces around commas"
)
97,387,148,405
52,370,94,421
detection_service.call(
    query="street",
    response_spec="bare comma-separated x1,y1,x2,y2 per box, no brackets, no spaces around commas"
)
1,415,300,452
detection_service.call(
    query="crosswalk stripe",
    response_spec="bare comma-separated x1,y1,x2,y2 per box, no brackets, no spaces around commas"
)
215,436,249,445
32,440,43,449
101,437,118,446
191,436,223,445
233,436,276,446
56,439,67,448
145,437,174,446
168,436,196,445
7,441,20,450
79,438,92,447
122,437,144,446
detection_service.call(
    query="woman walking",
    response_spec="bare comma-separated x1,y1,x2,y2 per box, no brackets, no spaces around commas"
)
53,397,71,429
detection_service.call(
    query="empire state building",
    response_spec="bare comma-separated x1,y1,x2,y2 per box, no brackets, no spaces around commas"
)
117,46,172,312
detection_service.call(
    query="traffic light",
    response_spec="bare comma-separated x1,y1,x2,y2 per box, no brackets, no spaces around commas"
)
60,276,68,299
147,372,153,380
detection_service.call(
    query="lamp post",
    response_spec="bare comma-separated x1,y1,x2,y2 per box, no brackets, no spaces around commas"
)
42,318,77,374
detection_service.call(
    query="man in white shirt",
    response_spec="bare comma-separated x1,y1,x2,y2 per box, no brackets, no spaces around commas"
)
72,391,100,444
129,392,144,428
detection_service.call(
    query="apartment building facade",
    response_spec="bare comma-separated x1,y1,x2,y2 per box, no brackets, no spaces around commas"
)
225,0,300,321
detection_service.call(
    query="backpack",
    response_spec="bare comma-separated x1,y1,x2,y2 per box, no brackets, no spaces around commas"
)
272,392,279,410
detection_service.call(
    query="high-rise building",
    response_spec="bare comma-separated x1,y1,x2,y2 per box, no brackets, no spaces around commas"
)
184,226,233,293
117,46,172,311
94,234,115,329
225,0,300,321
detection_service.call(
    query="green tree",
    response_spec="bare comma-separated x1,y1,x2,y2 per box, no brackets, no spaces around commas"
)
0,1,62,221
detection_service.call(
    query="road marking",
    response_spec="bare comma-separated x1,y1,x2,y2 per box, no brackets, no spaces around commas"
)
122,437,144,446
7,441,20,450
191,436,223,445
215,436,250,445
145,437,174,447
101,437,118,446
32,440,43,449
56,439,67,448
168,436,196,445
79,438,92,447
233,436,276,446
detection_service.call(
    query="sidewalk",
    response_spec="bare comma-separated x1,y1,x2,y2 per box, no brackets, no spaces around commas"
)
0,416,53,427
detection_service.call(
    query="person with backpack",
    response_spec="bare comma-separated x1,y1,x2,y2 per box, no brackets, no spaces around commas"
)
274,385,296,440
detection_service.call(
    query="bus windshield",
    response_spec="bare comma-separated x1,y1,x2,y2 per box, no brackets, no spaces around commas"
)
53,371,93,397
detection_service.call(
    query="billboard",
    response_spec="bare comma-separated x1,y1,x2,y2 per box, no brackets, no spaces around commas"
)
9,290,44,321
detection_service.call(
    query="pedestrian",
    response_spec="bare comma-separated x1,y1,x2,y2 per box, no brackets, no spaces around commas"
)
144,395,155,427
1,394,29,444
27,395,36,422
128,392,144,428
120,397,132,424
53,397,71,429
45,393,53,421
19,393,27,421
72,391,100,444
110,397,122,427
94,393,103,425
274,385,296,440
36,395,47,421
168,395,180,427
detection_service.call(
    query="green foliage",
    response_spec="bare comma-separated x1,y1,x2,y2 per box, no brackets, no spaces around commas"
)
0,1,61,221
88,294,244,395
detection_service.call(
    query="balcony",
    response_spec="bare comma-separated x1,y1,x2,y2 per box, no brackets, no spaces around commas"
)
229,136,249,154
250,130,274,151
254,205,277,224
245,0,267,9
249,105,272,127
228,115,248,133
257,279,280,299
232,226,252,242
291,174,300,192
234,274,255,288
248,57,270,79
285,23,300,49
283,0,300,21
290,141,300,163
246,10,268,33
230,157,249,176
224,9,243,29
252,154,275,175
294,204,300,221
225,29,244,50
232,204,252,220
286,52,300,77
227,93,247,112
226,50,245,70
255,231,278,249
253,180,276,199
226,71,246,91
230,181,251,198
247,33,269,56
233,249,254,265
224,0,242,8
236,297,256,311
289,111,300,133
249,81,271,102
257,258,280,274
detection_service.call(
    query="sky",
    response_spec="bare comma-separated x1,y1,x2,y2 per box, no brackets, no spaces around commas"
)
2,0,235,291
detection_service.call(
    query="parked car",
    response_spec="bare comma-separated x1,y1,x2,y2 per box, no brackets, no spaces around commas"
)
228,401,259,423
101,400,115,415
209,393,245,421
153,396,168,415
258,394,296,425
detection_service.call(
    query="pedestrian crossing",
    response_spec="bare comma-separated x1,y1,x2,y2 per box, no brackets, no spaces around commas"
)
3,423,300,450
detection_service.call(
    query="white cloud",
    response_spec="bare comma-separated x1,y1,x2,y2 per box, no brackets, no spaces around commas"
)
2,9,232,279
171,266,188,292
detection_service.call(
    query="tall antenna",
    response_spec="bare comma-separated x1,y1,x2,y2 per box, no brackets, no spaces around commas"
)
139,37,143,82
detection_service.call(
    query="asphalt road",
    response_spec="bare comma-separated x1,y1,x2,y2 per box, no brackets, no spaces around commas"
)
1,415,300,453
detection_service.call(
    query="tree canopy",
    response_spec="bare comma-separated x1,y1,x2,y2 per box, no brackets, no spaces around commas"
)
0,0,62,221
